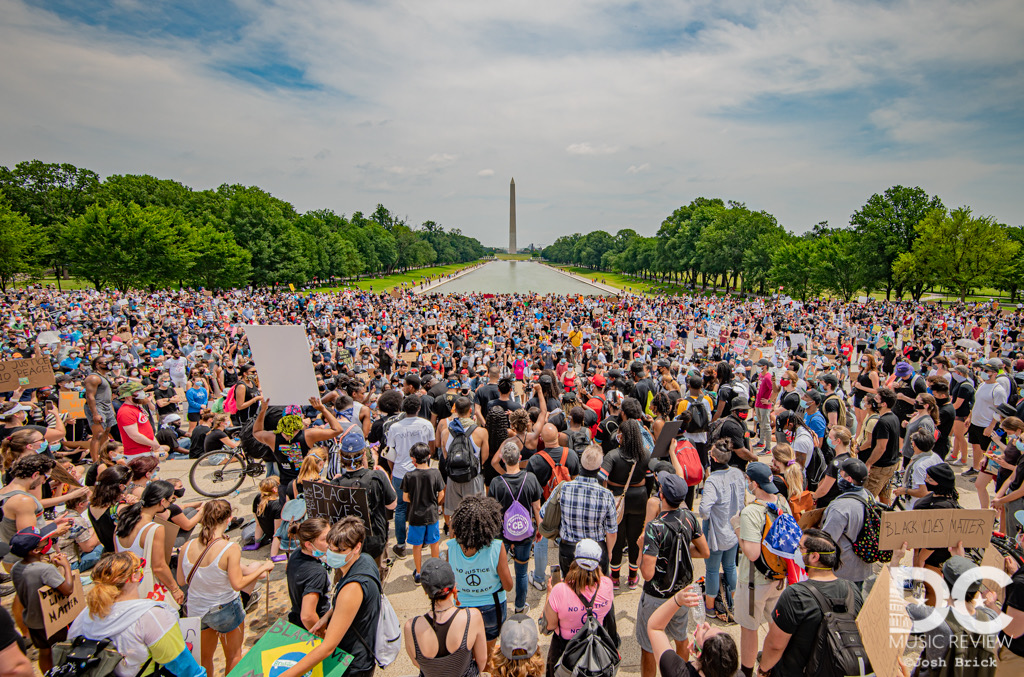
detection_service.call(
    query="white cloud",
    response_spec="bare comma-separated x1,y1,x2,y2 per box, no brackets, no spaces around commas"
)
566,142,620,156
1,0,1022,245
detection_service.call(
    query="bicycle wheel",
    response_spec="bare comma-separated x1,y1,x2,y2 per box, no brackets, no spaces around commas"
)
189,450,247,497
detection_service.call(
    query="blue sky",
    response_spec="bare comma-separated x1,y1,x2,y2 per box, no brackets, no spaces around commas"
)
2,0,1022,247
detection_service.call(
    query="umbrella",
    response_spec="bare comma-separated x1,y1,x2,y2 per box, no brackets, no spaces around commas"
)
36,331,59,344
956,338,982,351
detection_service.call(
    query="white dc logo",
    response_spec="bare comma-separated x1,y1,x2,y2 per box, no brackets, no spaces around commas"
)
892,566,1013,634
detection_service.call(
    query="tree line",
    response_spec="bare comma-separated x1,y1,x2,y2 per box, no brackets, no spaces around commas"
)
0,160,487,292
542,188,1023,302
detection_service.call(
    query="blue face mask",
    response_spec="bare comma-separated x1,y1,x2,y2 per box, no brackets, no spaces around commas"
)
36,441,49,454
837,477,857,493
1016,441,1024,453
322,550,349,569
312,549,326,559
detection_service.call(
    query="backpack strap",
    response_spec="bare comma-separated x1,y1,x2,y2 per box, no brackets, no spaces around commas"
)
802,579,851,615
186,537,223,587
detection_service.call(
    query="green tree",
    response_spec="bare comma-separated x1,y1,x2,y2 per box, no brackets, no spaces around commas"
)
64,202,194,291
98,174,193,209
814,229,870,301
0,195,49,291
770,236,822,302
187,222,252,289
221,188,308,286
994,226,1024,301
850,186,943,299
894,207,1019,302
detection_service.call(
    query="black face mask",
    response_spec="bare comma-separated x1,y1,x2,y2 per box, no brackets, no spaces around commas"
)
173,487,186,498
709,459,729,472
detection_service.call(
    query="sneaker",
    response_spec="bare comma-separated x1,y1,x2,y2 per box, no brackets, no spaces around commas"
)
271,554,287,563
962,468,979,477
245,587,262,613
612,577,621,590
627,575,639,590
242,543,261,551
393,544,408,559
228,517,245,531
414,571,421,584
530,578,546,592
948,459,964,467
515,604,530,614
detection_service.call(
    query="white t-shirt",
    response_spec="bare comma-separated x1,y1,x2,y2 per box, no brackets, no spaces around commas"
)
905,451,942,509
972,382,1008,427
386,416,435,479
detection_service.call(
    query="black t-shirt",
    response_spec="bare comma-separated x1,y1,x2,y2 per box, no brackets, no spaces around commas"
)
818,453,852,508
204,429,229,453
658,651,699,677
154,387,177,417
718,416,750,470
367,416,387,445
821,395,841,423
600,448,652,511
1000,568,1024,657
595,416,621,454
418,393,435,421
475,384,501,416
287,550,331,629
915,494,961,567
952,380,976,416
864,412,900,467
89,506,117,553
716,383,736,418
893,374,927,422
431,392,458,421
486,398,523,414
935,402,956,459
770,579,864,677
526,446,580,488
190,424,211,457
488,471,542,536
251,495,282,543
402,467,445,526
0,606,25,655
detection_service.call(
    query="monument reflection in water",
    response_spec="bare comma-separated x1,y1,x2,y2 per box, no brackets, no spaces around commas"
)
429,260,610,296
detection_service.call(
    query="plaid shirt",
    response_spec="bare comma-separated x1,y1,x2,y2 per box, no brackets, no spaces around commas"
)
558,475,618,543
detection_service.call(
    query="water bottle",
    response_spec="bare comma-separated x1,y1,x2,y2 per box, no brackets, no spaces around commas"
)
688,583,705,625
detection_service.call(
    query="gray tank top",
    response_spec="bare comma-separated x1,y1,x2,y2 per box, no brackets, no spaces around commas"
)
0,489,46,544
92,374,113,411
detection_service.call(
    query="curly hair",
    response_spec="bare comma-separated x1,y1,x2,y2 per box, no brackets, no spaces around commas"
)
508,408,530,434
450,495,503,552
491,649,544,677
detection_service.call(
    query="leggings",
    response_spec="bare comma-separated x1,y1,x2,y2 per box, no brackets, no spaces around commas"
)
610,511,644,571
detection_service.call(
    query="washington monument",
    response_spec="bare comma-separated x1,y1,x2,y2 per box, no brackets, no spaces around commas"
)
509,177,517,255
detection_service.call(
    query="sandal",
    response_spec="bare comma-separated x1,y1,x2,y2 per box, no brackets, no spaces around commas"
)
271,554,287,563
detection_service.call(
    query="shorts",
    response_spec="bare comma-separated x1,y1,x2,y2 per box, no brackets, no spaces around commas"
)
734,580,785,630
407,522,440,546
200,597,246,633
968,424,993,449
29,625,67,650
444,475,485,516
474,600,507,641
187,412,201,422
84,404,117,430
635,591,688,653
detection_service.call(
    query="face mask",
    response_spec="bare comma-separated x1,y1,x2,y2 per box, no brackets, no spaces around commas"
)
173,487,186,498
312,549,327,559
35,441,48,454
837,477,857,493
780,380,791,388
133,392,147,401
1016,441,1024,452
736,411,749,419
322,550,349,569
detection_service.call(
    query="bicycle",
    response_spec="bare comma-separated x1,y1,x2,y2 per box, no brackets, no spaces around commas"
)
188,426,266,497
887,468,905,510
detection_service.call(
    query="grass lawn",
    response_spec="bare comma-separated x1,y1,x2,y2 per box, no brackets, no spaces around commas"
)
495,253,534,260
558,266,737,297
10,276,94,291
312,261,482,293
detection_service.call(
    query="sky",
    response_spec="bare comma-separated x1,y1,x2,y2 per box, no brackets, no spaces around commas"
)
1,0,1023,249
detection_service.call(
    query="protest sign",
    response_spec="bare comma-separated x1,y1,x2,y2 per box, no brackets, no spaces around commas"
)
684,339,693,361
878,508,995,550
226,617,352,677
856,566,910,677
651,421,683,459
399,351,419,364
733,338,748,352
179,617,202,664
425,318,438,326
305,481,370,526
0,356,55,390
789,333,806,348
39,573,85,638
154,516,180,565
244,325,320,406
981,544,1007,604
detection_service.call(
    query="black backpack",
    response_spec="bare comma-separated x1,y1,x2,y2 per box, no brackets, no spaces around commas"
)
46,637,140,677
445,423,480,483
682,394,709,433
565,428,591,453
649,509,696,597
553,587,621,677
803,581,872,677
334,469,387,559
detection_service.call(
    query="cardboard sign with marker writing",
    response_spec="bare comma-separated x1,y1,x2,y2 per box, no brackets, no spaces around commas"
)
179,617,202,664
399,351,419,363
58,391,86,419
39,573,85,638
855,566,910,677
878,508,995,550
305,481,370,528
154,516,180,565
0,356,55,390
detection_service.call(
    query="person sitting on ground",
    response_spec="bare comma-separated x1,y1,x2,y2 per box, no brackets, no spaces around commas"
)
10,525,74,673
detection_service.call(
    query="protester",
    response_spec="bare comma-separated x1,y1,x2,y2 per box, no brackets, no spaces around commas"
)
552,445,617,576
10,525,73,672
386,394,436,559
285,518,331,631
819,458,874,588
599,418,652,589
647,585,738,677
403,442,446,583
114,480,185,606
699,440,746,622
491,615,544,677
488,440,543,614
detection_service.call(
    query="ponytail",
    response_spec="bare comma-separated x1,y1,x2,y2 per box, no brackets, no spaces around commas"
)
256,477,280,517
198,500,232,545
115,502,144,539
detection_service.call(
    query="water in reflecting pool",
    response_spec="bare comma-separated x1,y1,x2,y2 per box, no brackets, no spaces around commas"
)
429,260,609,295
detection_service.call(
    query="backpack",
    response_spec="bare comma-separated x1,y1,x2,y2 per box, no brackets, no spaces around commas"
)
223,384,238,414
649,509,696,596
803,581,873,677
553,587,621,677
935,606,998,677
843,492,893,564
46,637,134,677
639,425,655,455
499,476,535,541
708,417,729,444
351,576,402,668
681,394,709,433
824,393,855,429
752,502,789,581
334,469,387,559
444,423,479,483
538,448,571,501
565,428,591,453
672,439,704,487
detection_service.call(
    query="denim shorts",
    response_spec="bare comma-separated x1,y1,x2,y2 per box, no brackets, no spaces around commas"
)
201,597,246,633
474,600,507,641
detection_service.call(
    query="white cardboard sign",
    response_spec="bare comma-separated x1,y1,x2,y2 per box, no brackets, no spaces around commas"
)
244,325,320,406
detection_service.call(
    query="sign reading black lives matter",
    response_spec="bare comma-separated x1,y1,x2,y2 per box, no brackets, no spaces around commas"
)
305,481,370,527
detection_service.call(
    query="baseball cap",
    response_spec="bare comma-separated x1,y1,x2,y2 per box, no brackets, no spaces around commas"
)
339,430,367,455
574,538,603,571
802,390,822,406
895,362,913,378
419,557,456,599
730,395,750,411
499,615,539,660
745,462,779,494
657,358,671,369
630,361,645,374
985,358,1003,372
117,381,145,399
840,458,868,484
942,556,983,598
10,524,59,557
590,374,606,388
657,472,688,506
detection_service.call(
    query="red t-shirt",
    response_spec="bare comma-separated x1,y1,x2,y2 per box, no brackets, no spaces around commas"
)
116,402,155,456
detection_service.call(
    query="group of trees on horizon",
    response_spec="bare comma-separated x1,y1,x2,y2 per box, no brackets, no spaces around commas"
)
0,160,487,292
542,187,1024,303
